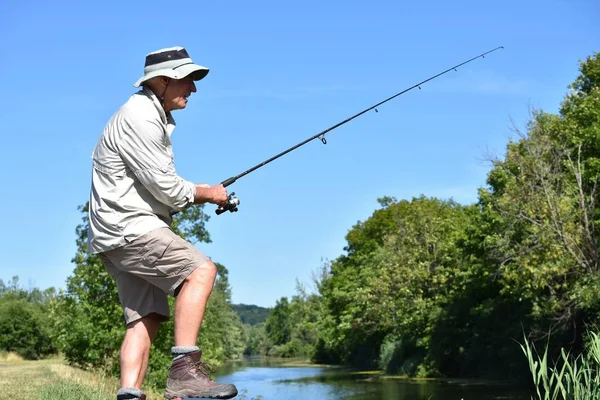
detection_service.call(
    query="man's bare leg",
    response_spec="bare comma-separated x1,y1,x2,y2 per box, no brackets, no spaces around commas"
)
174,261,217,345
120,314,162,389
164,260,237,399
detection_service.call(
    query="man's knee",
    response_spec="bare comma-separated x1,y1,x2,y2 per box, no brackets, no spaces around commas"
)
125,313,163,342
184,260,217,289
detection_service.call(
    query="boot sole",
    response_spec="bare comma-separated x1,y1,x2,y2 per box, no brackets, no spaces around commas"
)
164,387,238,400
165,395,237,400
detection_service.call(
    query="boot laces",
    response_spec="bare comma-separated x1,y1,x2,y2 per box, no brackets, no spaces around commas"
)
192,360,215,380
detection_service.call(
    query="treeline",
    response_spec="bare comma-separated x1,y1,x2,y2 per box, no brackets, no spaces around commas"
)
232,304,271,326
243,282,320,358
254,52,600,382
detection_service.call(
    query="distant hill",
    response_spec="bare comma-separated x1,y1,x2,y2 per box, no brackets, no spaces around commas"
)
232,303,271,326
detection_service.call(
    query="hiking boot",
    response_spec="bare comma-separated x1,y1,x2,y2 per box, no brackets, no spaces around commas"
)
163,350,238,399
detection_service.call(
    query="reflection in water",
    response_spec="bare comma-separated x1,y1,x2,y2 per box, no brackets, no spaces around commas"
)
213,357,531,400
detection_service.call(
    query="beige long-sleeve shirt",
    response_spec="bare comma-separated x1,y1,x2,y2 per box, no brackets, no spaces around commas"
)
88,87,195,254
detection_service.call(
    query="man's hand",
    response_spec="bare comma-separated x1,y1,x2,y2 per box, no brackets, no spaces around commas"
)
194,184,229,207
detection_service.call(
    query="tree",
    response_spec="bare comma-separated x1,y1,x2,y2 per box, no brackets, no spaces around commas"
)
316,196,471,372
264,297,291,346
479,54,600,344
261,281,321,358
428,53,600,380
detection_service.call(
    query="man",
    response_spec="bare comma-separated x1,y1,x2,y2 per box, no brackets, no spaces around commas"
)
88,46,238,400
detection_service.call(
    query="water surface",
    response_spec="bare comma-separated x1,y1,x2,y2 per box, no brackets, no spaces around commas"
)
214,357,531,400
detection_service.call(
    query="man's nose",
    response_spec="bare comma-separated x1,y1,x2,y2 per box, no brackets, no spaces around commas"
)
190,81,197,92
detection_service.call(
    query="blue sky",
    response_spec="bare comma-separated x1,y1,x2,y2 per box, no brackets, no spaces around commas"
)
0,0,597,307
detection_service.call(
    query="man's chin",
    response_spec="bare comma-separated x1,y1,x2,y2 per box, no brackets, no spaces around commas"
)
172,102,187,111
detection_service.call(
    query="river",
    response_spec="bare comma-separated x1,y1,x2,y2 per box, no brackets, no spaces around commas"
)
213,357,532,400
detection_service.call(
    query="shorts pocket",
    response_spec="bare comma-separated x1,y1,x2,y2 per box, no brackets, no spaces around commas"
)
140,235,174,272
149,236,191,278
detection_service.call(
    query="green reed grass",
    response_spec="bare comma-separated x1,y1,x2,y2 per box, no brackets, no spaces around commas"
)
520,331,600,400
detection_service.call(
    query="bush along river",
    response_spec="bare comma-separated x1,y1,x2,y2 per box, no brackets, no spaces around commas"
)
213,357,532,400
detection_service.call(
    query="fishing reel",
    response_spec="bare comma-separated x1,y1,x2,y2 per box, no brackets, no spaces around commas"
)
216,192,240,215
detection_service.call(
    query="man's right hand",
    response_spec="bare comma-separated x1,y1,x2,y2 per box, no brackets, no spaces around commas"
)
194,184,229,206
208,184,229,206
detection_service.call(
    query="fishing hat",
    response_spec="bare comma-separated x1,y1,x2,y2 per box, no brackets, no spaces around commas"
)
133,46,209,87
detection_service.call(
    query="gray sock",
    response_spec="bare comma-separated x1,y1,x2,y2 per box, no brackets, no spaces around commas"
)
172,345,200,361
117,387,144,399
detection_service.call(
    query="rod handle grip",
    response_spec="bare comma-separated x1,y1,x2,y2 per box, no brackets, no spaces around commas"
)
221,177,236,187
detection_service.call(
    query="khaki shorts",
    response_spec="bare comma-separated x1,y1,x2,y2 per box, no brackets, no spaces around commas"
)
99,227,211,326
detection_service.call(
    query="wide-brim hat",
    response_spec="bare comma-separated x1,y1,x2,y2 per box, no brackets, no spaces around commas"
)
133,46,209,87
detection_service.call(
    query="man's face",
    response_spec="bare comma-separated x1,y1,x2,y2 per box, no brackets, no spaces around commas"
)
163,76,197,112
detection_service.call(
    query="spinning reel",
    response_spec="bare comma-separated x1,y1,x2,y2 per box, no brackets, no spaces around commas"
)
216,192,240,215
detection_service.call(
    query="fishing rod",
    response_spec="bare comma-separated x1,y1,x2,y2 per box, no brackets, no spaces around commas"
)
215,46,505,215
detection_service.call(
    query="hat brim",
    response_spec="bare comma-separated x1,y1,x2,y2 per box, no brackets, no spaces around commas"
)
133,63,209,87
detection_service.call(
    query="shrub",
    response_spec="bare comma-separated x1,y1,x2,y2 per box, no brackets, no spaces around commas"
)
0,298,56,359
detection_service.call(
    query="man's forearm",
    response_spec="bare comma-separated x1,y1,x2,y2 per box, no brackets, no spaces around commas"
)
193,185,217,204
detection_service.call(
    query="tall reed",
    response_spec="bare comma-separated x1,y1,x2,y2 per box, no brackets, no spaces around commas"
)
520,331,600,400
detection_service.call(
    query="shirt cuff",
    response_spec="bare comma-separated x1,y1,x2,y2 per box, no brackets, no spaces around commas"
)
185,181,196,206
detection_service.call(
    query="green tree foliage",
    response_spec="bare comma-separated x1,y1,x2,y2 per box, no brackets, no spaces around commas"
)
452,53,600,380
0,277,57,359
317,196,471,372
264,297,291,346
264,282,320,358
51,203,245,390
559,53,600,187
0,276,58,304
243,323,271,356
232,304,271,326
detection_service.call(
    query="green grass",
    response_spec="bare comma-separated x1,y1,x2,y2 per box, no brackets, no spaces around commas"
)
0,352,164,400
39,382,115,400
0,353,266,400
